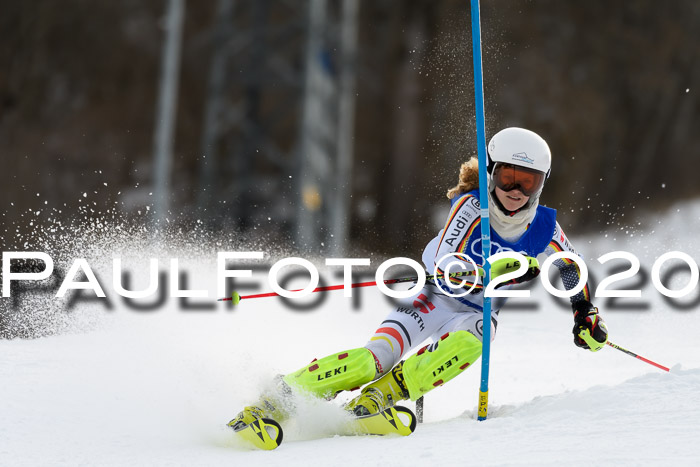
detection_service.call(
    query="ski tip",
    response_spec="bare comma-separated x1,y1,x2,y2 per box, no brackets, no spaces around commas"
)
230,417,283,450
394,406,418,434
261,417,283,448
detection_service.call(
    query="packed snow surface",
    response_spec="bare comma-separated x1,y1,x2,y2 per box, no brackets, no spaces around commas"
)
3,200,700,466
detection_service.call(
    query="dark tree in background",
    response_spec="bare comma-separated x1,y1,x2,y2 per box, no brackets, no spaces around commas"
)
1,0,699,254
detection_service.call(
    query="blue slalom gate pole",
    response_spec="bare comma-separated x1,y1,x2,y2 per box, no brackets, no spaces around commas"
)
470,0,492,421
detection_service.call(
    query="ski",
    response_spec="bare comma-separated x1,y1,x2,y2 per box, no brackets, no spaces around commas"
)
230,417,284,450
344,406,417,437
230,405,416,450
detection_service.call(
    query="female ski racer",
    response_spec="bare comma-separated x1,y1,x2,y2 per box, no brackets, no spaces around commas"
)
231,127,609,428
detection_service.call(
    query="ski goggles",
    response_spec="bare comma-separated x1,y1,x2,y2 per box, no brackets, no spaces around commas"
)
492,163,546,197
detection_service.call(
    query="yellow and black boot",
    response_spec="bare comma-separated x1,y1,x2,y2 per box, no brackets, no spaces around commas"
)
345,362,409,416
227,405,266,431
227,375,294,430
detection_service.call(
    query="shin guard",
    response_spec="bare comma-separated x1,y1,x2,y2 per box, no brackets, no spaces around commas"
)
283,348,377,399
402,330,482,400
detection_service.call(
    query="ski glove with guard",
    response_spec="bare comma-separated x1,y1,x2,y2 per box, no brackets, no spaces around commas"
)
572,300,608,352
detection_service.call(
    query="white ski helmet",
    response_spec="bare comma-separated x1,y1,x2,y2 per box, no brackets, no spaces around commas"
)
487,127,551,178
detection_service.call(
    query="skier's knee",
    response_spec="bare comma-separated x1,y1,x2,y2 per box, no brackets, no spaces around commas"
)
453,316,497,343
402,330,482,400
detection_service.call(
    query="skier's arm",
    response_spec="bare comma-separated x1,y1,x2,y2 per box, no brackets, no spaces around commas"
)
544,222,608,351
543,222,592,304
430,193,482,290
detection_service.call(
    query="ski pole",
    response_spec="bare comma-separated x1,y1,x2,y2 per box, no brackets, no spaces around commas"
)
606,341,670,372
217,269,481,304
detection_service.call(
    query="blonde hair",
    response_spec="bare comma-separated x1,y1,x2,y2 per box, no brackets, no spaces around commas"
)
446,158,479,199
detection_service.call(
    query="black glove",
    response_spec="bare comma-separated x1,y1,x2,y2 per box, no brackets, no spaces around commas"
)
572,300,608,352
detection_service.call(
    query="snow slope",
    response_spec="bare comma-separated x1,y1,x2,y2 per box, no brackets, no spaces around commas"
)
2,201,700,466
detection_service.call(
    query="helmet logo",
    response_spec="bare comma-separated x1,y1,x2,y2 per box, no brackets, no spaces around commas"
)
511,152,535,165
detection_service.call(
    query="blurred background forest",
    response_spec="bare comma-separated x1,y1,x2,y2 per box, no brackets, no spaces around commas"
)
2,0,700,256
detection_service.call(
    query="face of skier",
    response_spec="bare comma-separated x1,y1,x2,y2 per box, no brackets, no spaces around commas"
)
494,185,530,212
492,163,545,197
